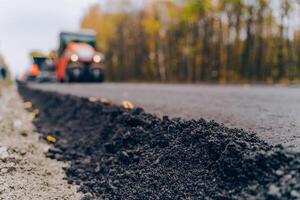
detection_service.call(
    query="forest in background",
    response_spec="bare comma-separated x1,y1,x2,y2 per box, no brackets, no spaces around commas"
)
81,0,300,83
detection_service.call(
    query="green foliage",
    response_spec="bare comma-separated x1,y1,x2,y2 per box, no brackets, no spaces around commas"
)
81,0,300,83
183,0,211,21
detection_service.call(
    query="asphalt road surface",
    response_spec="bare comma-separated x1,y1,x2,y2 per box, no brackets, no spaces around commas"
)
28,83,300,151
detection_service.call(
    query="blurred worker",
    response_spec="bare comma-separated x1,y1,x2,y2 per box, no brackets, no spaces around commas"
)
0,54,7,80
0,66,7,80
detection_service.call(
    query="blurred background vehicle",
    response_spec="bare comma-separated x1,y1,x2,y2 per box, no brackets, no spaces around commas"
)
25,51,56,82
55,31,105,82
36,51,56,83
26,63,39,81
37,58,56,83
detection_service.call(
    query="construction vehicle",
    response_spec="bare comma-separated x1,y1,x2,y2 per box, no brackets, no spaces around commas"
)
26,52,56,82
37,51,56,82
26,52,43,81
55,31,105,82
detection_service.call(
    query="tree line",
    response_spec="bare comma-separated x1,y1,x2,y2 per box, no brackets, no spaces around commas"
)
81,0,300,83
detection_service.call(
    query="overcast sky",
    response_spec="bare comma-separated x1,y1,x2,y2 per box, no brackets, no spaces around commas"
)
0,0,101,77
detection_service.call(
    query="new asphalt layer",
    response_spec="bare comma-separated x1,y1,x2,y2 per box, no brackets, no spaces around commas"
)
29,83,300,151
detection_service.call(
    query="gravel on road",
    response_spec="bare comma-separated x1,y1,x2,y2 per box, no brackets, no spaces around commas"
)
0,85,81,200
19,84,300,200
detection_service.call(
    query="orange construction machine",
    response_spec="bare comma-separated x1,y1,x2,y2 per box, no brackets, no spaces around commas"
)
26,52,43,81
55,31,105,82
26,52,56,82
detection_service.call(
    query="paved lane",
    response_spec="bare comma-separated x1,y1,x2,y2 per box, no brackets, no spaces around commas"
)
29,83,300,150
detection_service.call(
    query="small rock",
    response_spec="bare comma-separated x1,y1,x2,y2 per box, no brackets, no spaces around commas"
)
20,150,27,156
75,180,81,185
0,146,9,159
88,97,100,103
7,166,16,173
282,174,292,182
268,184,281,198
275,170,284,177
23,101,32,109
121,101,134,110
20,131,28,137
54,154,64,161
94,166,100,173
46,135,57,143
100,98,112,105
122,151,129,157
13,120,22,130
43,146,50,154
82,157,91,164
45,170,52,176
291,190,300,198
48,147,62,154
1,168,8,173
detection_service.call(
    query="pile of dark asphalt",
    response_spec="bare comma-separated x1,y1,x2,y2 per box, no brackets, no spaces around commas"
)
18,84,300,200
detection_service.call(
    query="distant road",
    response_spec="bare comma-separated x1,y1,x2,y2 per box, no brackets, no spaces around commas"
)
28,83,300,150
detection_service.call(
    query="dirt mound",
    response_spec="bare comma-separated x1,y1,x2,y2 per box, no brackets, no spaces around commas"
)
18,84,300,200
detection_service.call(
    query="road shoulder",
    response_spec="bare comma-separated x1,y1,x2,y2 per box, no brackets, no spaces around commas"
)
0,85,81,200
